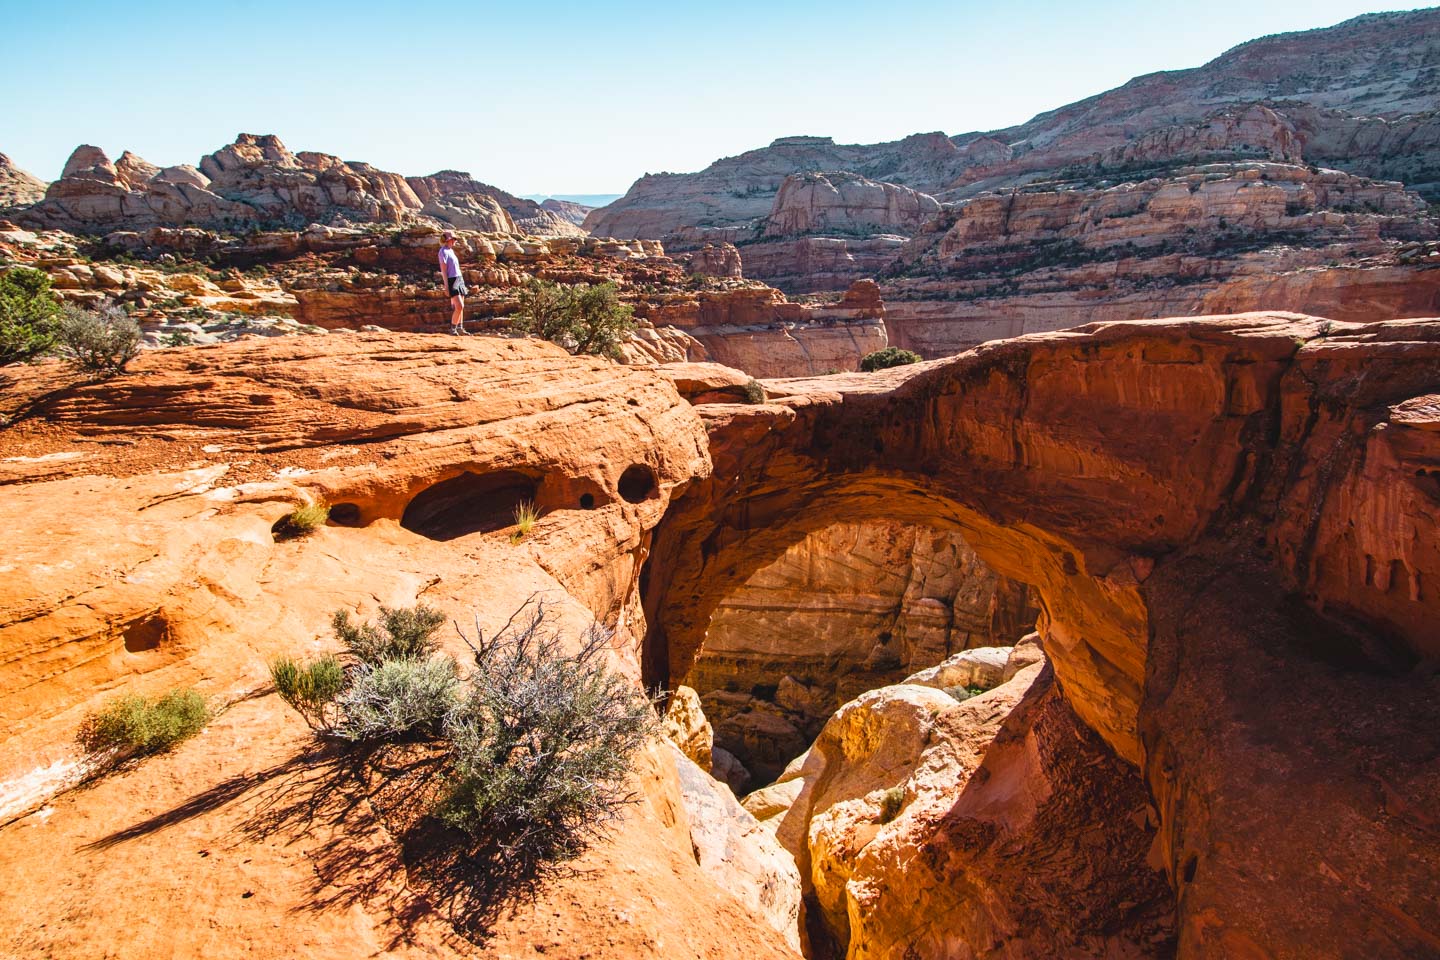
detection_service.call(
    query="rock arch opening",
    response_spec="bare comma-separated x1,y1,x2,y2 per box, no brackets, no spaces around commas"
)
400,469,539,541
685,518,1037,790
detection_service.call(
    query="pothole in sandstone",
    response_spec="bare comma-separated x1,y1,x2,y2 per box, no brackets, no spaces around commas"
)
681,519,1037,794
400,469,540,541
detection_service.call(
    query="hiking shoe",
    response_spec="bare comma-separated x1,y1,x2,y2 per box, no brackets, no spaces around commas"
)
450,326,471,336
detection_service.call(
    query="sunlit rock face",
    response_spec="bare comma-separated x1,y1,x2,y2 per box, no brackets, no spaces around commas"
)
685,520,1034,787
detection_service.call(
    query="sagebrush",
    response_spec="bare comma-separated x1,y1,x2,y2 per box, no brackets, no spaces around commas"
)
443,602,654,865
270,599,653,890
56,303,142,375
332,604,445,666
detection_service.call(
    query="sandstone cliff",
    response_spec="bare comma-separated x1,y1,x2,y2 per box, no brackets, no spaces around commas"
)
644,312,1440,958
589,8,1440,244
880,160,1440,354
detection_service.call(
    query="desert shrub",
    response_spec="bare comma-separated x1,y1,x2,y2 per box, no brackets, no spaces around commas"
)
877,784,905,824
55,302,142,375
511,278,636,359
273,501,329,539
859,346,922,372
78,687,209,757
742,378,766,404
942,684,988,702
331,656,458,742
270,655,346,730
441,601,653,867
510,500,538,544
0,266,62,365
332,604,445,666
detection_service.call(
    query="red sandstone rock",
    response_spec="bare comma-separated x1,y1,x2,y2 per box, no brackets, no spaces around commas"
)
645,312,1440,959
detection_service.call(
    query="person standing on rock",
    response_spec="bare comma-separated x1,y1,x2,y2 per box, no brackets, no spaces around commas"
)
438,230,470,335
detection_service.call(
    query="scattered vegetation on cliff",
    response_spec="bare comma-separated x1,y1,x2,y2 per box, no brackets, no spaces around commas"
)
55,303,142,375
78,687,210,760
510,278,636,359
273,501,330,540
860,347,922,371
0,266,62,365
742,378,766,403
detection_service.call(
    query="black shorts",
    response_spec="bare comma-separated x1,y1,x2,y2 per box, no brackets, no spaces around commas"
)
446,275,468,298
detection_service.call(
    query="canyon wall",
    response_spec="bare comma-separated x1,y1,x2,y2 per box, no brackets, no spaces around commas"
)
645,312,1440,958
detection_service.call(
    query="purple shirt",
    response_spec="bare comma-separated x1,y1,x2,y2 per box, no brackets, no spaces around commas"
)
438,246,460,278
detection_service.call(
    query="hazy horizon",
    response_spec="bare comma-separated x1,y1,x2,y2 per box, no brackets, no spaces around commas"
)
3,1,1426,198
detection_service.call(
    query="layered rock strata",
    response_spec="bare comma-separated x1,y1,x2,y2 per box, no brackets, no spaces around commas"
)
644,313,1440,958
0,153,46,212
0,221,886,378
688,520,1034,785
881,161,1440,355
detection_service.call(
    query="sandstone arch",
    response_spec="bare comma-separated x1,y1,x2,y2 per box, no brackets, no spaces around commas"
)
644,313,1440,957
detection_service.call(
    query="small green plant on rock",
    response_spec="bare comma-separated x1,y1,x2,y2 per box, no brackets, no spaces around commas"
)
510,500,538,544
877,785,905,824
78,687,209,759
273,501,330,540
56,303,142,375
742,378,766,404
860,347,923,372
270,655,346,730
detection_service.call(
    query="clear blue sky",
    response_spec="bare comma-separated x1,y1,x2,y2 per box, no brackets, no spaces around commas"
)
1,1,1425,195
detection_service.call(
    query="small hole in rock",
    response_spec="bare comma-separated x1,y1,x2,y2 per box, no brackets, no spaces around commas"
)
618,464,658,504
122,614,167,653
1181,854,1198,884
579,493,596,510
328,503,362,526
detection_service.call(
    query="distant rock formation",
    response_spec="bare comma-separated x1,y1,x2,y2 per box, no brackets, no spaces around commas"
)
13,135,584,237
0,153,46,212
586,9,1440,315
540,197,594,226
762,171,940,238
406,170,583,236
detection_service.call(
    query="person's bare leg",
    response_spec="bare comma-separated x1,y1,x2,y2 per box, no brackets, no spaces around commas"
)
451,295,465,332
